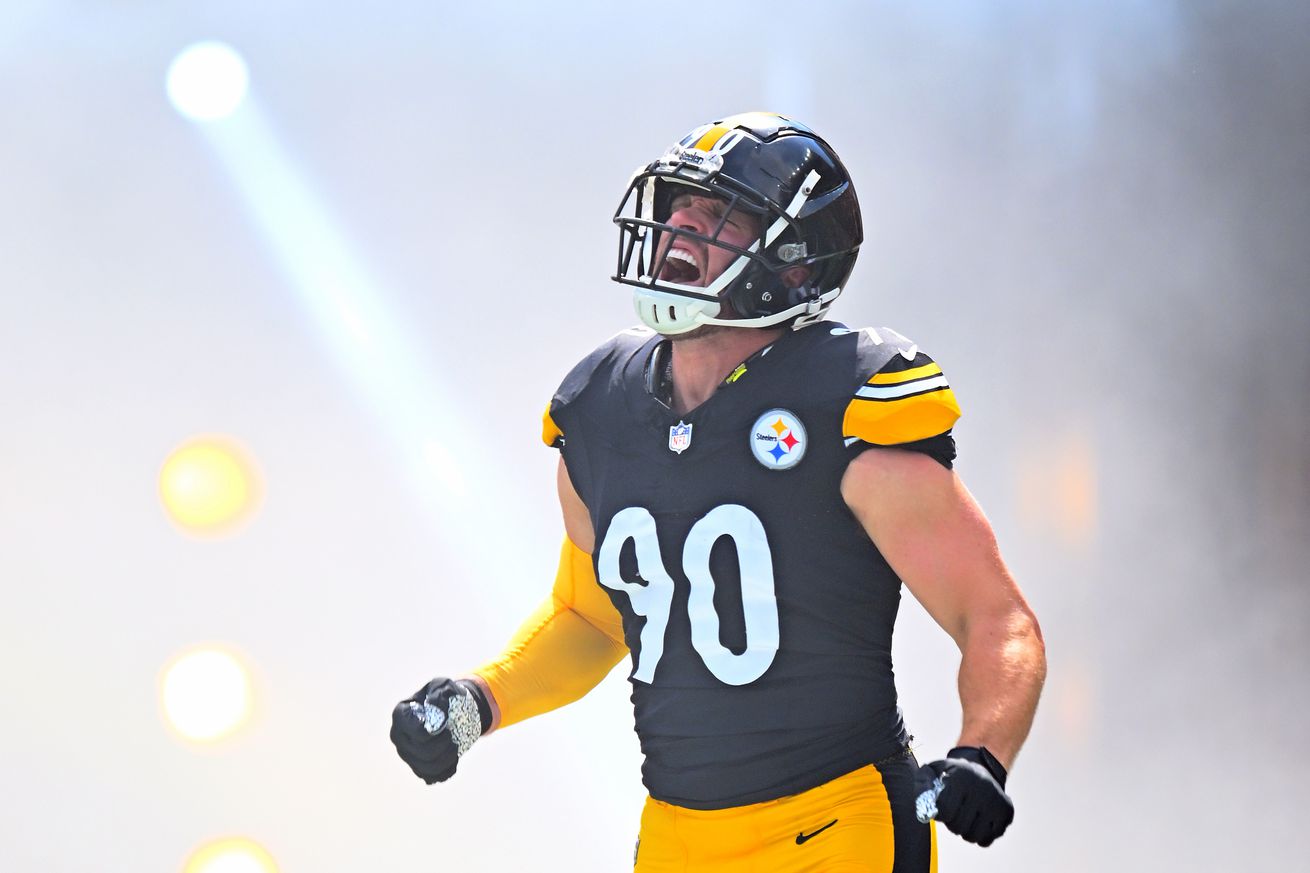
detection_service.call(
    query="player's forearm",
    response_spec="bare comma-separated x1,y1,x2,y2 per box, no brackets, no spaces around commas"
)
470,597,627,731
955,606,1046,769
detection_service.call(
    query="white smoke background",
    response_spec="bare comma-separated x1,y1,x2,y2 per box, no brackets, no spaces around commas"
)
0,1,1306,871
863,3,1310,870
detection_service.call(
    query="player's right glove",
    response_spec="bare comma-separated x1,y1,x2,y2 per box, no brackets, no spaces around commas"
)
390,677,491,785
914,746,1014,847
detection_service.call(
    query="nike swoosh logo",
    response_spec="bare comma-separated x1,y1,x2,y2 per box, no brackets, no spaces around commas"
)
795,819,838,845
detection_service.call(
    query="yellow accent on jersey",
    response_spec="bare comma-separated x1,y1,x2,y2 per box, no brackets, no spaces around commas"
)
693,124,731,151
843,388,961,445
471,539,627,730
542,407,562,447
634,766,935,872
868,361,942,385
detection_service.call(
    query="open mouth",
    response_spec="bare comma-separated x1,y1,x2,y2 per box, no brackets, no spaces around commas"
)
659,247,702,284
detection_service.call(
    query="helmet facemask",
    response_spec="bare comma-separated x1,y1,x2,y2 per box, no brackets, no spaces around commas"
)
614,174,774,333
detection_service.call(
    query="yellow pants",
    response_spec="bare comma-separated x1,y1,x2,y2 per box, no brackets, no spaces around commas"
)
634,765,937,873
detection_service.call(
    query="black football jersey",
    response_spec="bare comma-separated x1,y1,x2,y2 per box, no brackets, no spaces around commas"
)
544,322,961,809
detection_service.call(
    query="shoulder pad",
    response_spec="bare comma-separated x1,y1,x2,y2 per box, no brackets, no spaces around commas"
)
840,326,961,446
542,326,658,448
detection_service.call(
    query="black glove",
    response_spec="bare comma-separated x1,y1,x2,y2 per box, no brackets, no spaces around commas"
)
914,746,1014,847
390,677,492,784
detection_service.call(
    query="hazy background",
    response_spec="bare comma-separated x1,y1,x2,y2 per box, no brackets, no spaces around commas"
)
2,1,1308,870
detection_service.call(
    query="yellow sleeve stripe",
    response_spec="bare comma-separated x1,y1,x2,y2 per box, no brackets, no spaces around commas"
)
843,388,961,445
542,407,562,447
868,361,942,385
856,373,950,400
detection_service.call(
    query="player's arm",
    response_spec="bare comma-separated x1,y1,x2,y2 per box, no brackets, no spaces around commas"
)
843,450,1045,766
556,453,596,551
465,458,622,731
390,460,626,784
841,449,1045,845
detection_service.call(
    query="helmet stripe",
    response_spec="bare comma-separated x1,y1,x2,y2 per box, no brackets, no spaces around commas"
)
692,124,731,152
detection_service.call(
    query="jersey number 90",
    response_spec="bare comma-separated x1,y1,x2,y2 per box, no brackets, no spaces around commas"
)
596,504,778,686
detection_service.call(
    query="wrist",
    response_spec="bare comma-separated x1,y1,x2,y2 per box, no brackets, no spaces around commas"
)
947,745,1008,788
456,677,494,735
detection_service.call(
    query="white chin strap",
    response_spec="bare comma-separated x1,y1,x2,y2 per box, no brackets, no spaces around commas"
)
634,286,842,335
633,288,722,334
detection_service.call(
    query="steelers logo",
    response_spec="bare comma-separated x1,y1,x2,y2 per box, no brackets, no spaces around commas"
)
749,409,807,470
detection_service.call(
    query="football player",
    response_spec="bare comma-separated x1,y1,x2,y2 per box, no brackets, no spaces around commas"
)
391,113,1046,872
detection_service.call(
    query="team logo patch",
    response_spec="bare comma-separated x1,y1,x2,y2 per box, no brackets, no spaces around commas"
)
669,420,693,454
750,409,806,469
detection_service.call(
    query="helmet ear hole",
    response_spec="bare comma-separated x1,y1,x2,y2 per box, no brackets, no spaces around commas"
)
781,266,810,290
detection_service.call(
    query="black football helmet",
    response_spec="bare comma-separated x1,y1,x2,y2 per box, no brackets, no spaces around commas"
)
613,112,862,335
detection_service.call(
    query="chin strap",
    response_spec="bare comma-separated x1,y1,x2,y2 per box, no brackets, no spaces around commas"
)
695,286,842,331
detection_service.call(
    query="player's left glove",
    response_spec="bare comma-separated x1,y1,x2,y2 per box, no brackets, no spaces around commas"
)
389,677,491,785
914,746,1014,847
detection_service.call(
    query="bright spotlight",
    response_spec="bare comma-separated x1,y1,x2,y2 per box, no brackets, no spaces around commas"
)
182,837,279,873
166,41,250,122
160,647,254,743
159,437,263,536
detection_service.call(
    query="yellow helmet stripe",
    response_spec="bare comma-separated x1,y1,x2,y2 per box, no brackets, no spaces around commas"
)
693,124,732,152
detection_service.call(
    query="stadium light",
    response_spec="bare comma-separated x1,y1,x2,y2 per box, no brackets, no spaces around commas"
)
182,837,279,873
167,41,250,122
158,437,263,536
160,647,255,743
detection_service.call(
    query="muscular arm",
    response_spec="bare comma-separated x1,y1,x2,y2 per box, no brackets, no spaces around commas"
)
466,459,625,731
841,449,1046,769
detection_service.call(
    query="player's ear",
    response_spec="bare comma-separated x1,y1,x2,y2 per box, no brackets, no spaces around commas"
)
781,266,811,289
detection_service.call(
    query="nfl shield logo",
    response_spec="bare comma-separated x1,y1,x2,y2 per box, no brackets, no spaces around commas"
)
668,421,693,454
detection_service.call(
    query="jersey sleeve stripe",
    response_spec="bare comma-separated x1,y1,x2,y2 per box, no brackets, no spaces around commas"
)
842,388,961,445
867,361,942,385
542,407,563,447
856,374,951,401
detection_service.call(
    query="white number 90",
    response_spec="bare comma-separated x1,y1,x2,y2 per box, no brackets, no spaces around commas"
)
596,504,779,686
